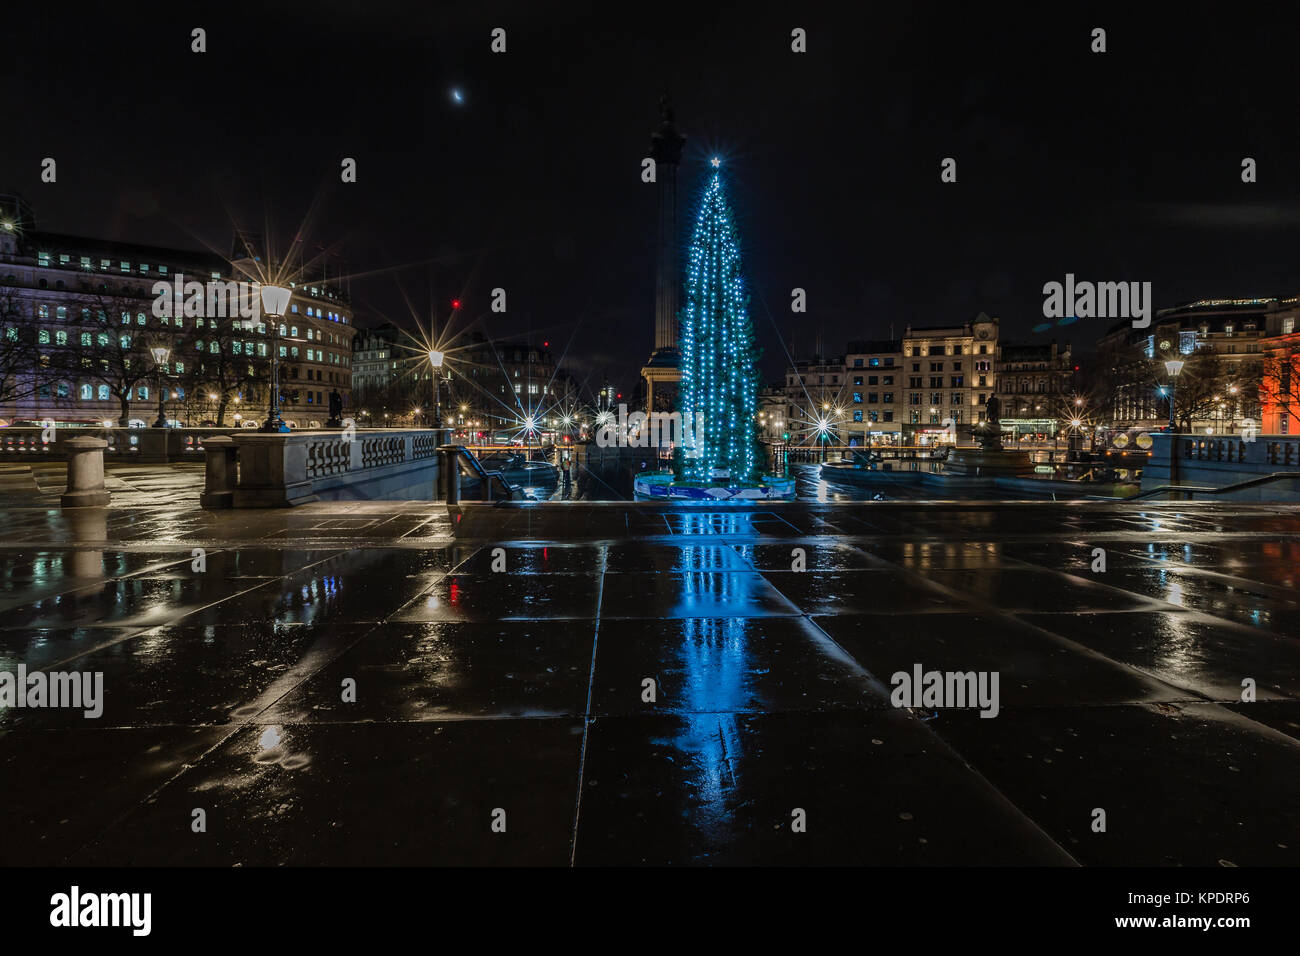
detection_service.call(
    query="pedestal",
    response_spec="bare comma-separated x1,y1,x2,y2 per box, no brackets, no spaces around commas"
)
61,436,111,507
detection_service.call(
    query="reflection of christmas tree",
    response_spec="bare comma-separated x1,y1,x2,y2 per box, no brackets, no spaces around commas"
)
677,164,759,483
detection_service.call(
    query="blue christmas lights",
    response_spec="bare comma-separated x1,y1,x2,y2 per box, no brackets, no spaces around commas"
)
678,168,759,484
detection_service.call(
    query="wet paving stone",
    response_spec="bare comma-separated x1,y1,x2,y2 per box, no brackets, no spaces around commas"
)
1020,611,1300,701
763,570,965,615
393,573,601,622
599,571,799,619
0,725,231,865
923,568,1160,613
732,541,881,571
816,613,1179,708
0,498,1296,865
263,621,595,722
590,616,889,717
604,542,752,573
574,711,1075,865
71,720,583,866
1,623,367,730
927,703,1300,866
449,543,603,574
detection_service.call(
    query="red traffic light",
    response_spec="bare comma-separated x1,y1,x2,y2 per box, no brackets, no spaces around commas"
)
451,299,461,310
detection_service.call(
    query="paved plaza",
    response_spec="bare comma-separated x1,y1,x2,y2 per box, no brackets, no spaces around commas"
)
1,486,1298,865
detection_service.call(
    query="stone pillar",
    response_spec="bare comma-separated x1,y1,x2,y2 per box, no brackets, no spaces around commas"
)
199,436,238,509
438,445,461,504
61,436,111,507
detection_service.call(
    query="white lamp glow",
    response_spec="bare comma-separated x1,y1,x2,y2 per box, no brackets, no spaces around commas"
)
259,284,292,318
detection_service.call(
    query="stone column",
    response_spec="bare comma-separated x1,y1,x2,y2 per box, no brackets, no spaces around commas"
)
61,436,111,507
199,436,238,509
438,445,461,504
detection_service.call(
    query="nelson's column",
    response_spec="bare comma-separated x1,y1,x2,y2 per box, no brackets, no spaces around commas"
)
640,94,686,412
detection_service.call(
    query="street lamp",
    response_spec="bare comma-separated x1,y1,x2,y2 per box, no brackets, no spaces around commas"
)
149,345,170,428
258,283,292,432
1164,359,1185,430
427,350,445,429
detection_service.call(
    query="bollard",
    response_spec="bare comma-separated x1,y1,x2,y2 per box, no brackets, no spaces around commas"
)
199,436,238,509
61,436,111,507
438,445,461,504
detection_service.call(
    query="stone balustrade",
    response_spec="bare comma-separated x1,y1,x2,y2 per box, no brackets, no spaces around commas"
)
1142,432,1300,500
221,429,449,508
0,425,246,463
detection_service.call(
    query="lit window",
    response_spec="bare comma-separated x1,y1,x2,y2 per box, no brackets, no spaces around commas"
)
120,261,130,273
98,385,110,401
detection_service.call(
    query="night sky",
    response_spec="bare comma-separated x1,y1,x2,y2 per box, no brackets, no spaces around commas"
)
5,1,1300,388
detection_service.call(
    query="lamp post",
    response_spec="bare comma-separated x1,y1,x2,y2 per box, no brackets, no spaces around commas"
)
149,346,171,428
427,350,445,430
1164,359,1185,431
258,284,292,432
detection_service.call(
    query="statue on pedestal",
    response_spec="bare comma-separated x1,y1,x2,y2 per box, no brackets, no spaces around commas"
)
976,394,1004,451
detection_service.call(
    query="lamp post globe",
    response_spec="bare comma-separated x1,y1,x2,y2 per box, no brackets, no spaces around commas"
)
258,284,292,433
150,345,171,428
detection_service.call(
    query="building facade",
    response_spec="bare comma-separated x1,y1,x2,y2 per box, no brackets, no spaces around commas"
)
1096,298,1267,433
898,314,999,443
0,193,353,429
995,340,1075,439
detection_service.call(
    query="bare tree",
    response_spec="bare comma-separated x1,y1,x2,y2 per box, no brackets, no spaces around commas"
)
0,285,51,413
175,315,271,425
53,287,161,427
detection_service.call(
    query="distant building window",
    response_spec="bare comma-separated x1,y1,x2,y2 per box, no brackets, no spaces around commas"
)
98,385,110,401
853,410,863,422
120,261,130,273
1285,318,1296,335
853,358,863,367
869,358,880,367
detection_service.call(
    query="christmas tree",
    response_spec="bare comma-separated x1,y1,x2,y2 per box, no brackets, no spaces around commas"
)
677,162,760,484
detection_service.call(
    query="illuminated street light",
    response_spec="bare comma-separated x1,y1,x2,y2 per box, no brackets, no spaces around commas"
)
1164,359,1185,431
258,283,292,432
149,345,171,428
